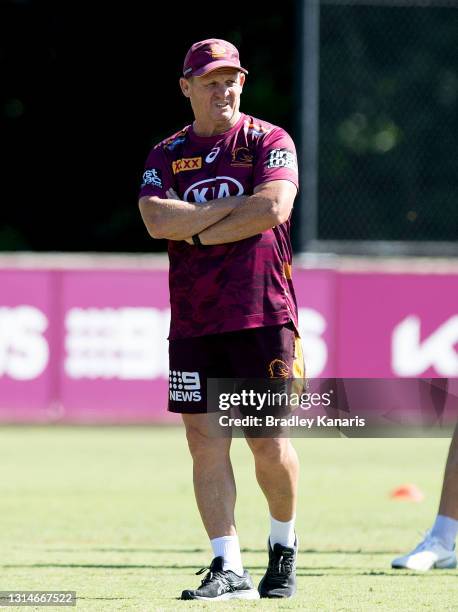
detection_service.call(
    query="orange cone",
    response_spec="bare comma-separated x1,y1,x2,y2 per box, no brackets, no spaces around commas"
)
390,484,424,502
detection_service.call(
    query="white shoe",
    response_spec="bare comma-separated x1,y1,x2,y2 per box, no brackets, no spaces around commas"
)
392,532,457,571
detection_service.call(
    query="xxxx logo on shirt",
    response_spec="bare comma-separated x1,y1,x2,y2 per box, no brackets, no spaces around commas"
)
172,157,202,174
183,176,244,203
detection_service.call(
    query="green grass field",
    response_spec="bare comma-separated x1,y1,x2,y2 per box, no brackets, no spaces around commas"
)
1,427,457,611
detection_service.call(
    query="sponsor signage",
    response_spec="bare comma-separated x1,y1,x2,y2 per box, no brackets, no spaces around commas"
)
1,267,457,422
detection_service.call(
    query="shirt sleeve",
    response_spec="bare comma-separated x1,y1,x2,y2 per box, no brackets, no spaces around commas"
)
253,128,299,191
138,145,174,200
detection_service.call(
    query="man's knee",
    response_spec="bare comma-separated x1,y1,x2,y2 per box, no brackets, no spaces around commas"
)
186,425,215,458
248,437,292,465
183,415,230,460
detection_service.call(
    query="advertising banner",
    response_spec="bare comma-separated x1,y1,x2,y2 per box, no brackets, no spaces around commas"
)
1,266,457,423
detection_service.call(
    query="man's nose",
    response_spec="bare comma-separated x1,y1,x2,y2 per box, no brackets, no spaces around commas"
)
214,83,229,97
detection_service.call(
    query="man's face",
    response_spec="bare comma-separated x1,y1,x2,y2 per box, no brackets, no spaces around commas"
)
180,68,245,126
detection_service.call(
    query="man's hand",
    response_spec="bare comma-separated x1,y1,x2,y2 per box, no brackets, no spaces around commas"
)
139,180,296,244
138,190,240,241
198,180,297,245
165,189,194,244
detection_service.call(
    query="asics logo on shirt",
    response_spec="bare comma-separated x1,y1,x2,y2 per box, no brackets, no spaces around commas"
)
205,147,221,163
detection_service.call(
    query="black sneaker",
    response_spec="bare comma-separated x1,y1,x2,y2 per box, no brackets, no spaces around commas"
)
181,556,259,601
258,538,298,598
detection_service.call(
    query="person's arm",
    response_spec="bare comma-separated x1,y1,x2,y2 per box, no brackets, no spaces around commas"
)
195,180,297,245
138,141,244,241
138,192,243,240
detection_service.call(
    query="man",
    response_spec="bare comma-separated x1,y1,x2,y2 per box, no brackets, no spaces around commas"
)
392,424,458,571
138,39,303,600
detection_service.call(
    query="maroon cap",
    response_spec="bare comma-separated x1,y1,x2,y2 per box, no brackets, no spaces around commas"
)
183,38,248,78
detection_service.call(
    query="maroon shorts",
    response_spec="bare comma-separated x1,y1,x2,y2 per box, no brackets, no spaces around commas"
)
168,322,304,414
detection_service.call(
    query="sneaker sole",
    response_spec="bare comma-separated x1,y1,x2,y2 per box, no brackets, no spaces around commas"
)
259,585,297,599
434,558,457,569
184,588,260,601
392,557,457,571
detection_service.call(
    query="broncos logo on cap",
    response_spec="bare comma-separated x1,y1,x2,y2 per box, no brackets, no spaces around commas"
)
268,359,290,379
210,43,227,58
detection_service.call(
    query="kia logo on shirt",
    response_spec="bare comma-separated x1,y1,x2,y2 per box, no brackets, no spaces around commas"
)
183,176,244,203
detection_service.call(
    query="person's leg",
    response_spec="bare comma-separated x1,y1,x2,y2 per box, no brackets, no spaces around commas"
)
226,322,303,598
438,424,458,521
182,412,245,576
182,412,237,539
170,334,248,586
392,425,458,570
170,334,239,540
229,323,302,542
245,436,299,528
245,435,299,598
430,425,458,549
180,412,260,600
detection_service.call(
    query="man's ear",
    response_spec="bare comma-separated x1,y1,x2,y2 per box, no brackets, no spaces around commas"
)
239,73,246,88
180,77,191,98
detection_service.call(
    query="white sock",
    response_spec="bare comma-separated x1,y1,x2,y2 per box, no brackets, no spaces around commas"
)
270,515,296,548
431,514,458,551
210,535,244,576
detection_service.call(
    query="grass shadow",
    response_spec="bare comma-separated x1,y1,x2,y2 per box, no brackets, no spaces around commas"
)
38,547,397,555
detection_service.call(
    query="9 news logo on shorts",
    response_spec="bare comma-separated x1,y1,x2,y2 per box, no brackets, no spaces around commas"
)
169,370,201,402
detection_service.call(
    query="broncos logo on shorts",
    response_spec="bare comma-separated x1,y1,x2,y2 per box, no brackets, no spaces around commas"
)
268,359,290,379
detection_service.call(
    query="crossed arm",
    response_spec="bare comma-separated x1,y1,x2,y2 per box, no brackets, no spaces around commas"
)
138,180,297,245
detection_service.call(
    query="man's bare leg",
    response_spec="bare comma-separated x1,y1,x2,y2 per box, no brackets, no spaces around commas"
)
246,435,299,598
438,424,458,520
392,425,458,569
180,414,259,600
245,436,299,525
182,413,236,538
